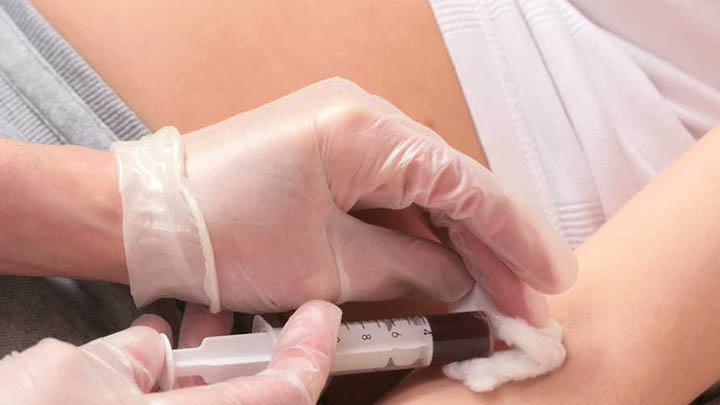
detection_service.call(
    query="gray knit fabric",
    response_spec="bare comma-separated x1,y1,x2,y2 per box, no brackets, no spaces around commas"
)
0,0,161,354
0,0,149,147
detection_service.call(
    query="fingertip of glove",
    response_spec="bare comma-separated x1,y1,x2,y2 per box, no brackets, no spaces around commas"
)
298,300,343,327
132,314,173,338
541,241,578,294
511,229,578,295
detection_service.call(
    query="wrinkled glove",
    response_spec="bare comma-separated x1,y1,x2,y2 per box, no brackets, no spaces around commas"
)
0,300,341,405
112,77,576,325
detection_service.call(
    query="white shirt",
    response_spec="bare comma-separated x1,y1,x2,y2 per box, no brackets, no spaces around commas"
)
429,0,720,246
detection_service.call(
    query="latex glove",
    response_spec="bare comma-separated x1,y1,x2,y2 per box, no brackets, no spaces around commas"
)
0,300,341,405
113,77,577,326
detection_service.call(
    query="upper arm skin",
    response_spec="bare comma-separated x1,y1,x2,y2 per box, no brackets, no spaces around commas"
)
380,127,720,404
29,0,486,166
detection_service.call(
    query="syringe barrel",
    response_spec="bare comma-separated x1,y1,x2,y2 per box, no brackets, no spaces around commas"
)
426,311,493,366
328,311,492,375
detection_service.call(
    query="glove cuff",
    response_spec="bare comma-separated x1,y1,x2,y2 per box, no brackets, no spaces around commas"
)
112,126,220,313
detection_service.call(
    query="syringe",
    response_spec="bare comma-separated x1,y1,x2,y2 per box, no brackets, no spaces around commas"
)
159,311,493,390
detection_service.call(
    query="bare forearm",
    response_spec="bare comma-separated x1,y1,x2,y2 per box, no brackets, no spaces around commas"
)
382,127,720,404
0,138,127,283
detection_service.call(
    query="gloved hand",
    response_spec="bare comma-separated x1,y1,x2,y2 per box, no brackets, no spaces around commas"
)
113,77,576,326
0,300,341,405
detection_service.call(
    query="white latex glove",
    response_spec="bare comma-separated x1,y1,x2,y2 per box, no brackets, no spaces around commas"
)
0,300,341,405
113,77,576,326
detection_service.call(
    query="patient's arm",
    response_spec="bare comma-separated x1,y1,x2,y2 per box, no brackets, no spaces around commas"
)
380,126,720,404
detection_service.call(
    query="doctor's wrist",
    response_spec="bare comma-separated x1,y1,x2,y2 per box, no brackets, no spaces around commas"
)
0,139,128,283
